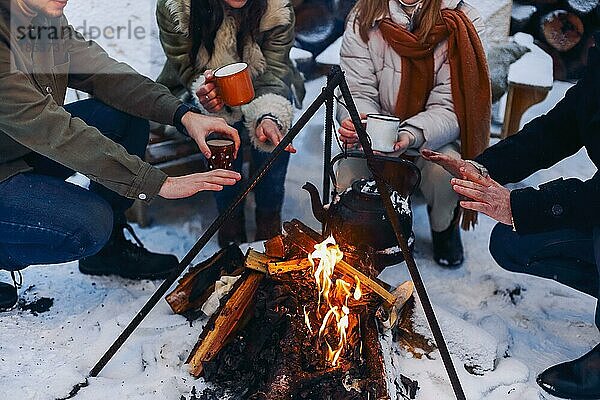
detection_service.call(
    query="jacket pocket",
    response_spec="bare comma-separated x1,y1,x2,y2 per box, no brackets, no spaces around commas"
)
51,54,70,105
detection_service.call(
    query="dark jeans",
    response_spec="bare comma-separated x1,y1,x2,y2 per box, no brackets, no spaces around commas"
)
0,99,149,271
490,223,600,327
214,122,290,216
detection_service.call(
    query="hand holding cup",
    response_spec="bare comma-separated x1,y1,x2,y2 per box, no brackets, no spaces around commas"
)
196,70,225,113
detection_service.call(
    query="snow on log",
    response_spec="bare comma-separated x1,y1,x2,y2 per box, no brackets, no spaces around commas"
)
566,0,600,14
540,9,584,52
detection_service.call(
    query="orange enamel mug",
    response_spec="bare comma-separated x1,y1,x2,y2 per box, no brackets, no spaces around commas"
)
213,62,255,107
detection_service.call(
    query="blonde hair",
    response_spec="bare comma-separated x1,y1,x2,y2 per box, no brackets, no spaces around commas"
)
351,0,443,44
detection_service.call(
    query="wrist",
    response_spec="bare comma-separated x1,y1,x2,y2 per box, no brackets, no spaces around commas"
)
465,159,489,178
174,104,202,136
257,113,283,131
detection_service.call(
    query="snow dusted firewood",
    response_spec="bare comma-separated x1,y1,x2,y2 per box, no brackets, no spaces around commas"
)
566,0,599,14
411,302,501,374
540,10,584,52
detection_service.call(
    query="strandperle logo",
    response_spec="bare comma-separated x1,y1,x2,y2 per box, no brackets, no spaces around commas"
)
15,19,147,41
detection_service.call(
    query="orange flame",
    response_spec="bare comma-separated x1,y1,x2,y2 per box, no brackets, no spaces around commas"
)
305,236,363,367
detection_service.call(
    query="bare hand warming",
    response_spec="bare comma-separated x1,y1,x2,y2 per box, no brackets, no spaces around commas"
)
196,70,224,113
256,118,296,153
159,170,241,199
181,112,240,159
451,167,513,226
421,148,481,178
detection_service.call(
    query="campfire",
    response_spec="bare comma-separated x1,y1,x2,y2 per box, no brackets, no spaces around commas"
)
166,219,419,400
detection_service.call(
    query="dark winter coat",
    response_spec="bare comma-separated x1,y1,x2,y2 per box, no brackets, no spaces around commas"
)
0,0,182,202
475,34,600,235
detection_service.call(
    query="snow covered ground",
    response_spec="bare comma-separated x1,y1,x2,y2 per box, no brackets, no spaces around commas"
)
1,1,599,399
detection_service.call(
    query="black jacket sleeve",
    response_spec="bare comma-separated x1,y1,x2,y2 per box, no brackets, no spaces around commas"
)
474,44,600,235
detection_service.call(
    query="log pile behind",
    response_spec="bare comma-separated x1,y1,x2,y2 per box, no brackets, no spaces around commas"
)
511,0,599,79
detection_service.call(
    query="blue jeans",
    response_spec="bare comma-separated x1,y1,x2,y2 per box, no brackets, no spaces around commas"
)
0,99,150,271
490,223,600,327
214,122,290,216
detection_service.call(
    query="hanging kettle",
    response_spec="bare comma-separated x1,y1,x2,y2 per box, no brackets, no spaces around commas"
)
303,151,421,267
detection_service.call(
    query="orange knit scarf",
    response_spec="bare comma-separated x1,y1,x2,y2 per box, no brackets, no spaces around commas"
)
379,9,491,229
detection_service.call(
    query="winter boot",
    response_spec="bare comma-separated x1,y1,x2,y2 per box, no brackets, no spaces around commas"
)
218,209,247,248
537,343,600,399
0,271,21,311
79,223,179,280
430,206,464,268
255,209,282,242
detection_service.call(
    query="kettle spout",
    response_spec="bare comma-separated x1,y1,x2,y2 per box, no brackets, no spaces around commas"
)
302,182,326,223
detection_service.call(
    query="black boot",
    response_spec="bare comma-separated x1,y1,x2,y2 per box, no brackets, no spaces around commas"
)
255,209,282,242
218,209,247,248
537,344,600,399
0,271,21,311
79,223,179,280
430,206,464,268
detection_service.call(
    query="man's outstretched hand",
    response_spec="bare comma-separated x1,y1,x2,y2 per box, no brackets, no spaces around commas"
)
451,167,513,226
182,112,241,159
159,170,241,199
421,149,479,178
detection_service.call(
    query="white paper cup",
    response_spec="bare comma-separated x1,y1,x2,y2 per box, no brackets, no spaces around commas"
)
365,114,400,153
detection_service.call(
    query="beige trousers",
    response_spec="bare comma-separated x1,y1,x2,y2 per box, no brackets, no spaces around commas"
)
333,143,460,233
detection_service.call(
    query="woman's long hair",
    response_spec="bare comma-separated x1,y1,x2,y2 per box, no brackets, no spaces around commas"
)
351,0,443,44
189,0,267,63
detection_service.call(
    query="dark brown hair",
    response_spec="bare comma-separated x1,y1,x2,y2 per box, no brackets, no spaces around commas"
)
189,0,267,63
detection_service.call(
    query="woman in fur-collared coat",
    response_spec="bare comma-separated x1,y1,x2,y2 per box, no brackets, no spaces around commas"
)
337,0,490,267
156,0,305,246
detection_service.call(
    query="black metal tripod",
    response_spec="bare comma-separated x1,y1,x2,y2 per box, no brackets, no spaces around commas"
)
64,66,466,400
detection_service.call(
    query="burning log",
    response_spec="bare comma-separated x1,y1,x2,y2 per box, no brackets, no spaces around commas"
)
165,245,243,315
187,271,264,377
264,235,286,258
244,248,278,273
267,258,313,274
282,219,396,306
177,220,424,399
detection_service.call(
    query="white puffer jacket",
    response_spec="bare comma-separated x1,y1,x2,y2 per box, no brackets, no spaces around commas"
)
338,0,484,151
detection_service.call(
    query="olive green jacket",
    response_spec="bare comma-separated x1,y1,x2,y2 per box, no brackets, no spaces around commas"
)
0,1,183,202
156,0,305,152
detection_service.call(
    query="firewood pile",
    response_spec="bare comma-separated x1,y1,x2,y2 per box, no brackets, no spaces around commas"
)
166,219,423,400
511,0,599,79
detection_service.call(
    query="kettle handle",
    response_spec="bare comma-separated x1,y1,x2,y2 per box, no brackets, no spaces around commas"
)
329,151,422,196
328,150,365,193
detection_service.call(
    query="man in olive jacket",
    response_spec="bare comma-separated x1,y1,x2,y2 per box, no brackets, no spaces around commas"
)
0,0,242,310
424,33,600,400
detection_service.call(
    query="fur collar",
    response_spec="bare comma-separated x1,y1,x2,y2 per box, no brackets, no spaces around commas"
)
164,0,291,77
164,0,291,37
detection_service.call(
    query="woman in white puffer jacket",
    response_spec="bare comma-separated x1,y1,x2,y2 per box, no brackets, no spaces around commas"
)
337,0,488,267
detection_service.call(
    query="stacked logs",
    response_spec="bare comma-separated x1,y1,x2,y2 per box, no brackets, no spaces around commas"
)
511,0,599,79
